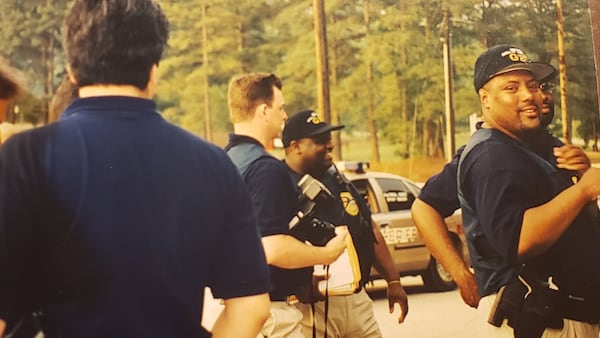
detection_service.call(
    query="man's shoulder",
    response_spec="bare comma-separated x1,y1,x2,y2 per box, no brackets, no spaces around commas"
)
248,154,287,175
0,123,57,150
463,130,523,160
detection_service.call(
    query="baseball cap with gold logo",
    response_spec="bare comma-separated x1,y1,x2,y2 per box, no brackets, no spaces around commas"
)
282,110,344,147
473,44,555,92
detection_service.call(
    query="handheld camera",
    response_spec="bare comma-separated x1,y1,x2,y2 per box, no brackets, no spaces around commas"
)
289,174,336,246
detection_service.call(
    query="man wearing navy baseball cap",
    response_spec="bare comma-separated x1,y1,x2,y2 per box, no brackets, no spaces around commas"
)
283,110,409,338
281,110,344,147
458,45,600,337
473,44,555,93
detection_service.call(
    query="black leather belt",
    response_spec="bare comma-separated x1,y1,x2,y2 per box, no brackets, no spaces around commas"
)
270,295,298,304
270,295,286,301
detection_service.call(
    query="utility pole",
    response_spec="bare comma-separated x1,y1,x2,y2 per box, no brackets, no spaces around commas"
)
363,0,380,163
313,0,331,124
442,9,455,162
589,0,600,119
313,0,339,159
556,0,570,144
202,5,212,141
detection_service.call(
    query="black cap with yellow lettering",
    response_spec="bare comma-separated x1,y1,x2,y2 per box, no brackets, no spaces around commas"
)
282,110,344,147
473,44,555,93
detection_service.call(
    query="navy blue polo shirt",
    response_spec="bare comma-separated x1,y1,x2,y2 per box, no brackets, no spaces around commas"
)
419,128,564,219
418,146,464,218
459,129,600,296
0,96,270,337
226,134,312,301
286,166,376,288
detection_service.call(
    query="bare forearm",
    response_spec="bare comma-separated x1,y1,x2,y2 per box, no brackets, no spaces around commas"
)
372,224,399,282
212,294,270,338
519,184,589,259
262,235,338,268
411,199,468,277
0,319,5,336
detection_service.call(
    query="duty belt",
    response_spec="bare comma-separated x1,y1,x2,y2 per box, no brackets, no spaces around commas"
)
270,295,299,305
561,294,600,324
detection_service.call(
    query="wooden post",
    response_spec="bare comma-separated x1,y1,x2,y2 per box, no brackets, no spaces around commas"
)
0,100,6,123
313,0,331,124
589,0,600,119
556,0,571,144
202,4,212,141
442,10,455,162
363,0,380,163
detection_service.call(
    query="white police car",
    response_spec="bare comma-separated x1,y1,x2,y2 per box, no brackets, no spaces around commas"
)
337,161,468,291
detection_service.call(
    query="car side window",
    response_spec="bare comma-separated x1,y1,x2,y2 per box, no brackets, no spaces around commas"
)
351,179,380,213
375,178,415,212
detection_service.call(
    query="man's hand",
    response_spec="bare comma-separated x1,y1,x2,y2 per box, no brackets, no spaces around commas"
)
321,226,348,265
453,267,480,308
212,293,270,338
387,281,408,323
411,199,478,307
577,167,600,201
295,274,328,304
554,144,591,175
0,319,5,336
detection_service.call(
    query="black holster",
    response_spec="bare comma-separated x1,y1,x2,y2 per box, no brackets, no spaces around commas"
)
488,271,563,338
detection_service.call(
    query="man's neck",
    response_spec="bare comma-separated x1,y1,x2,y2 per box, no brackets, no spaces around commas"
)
285,156,306,176
480,120,523,142
79,84,152,99
233,122,271,148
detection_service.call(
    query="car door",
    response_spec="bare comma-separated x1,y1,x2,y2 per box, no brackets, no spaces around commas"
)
352,176,430,274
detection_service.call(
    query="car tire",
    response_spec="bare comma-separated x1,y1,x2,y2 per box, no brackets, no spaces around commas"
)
422,237,462,292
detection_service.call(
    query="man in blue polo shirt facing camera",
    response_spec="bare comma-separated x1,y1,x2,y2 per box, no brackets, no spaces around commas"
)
457,45,600,337
283,110,408,338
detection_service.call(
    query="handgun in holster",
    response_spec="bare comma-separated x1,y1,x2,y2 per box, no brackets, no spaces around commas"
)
488,271,563,338
488,276,528,328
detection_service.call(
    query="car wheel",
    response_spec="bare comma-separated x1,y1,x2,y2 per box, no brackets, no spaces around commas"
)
422,238,462,292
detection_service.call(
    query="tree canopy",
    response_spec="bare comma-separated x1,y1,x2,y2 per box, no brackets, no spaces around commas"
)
1,0,597,156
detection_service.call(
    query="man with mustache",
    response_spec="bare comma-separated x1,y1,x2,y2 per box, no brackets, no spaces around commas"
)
282,110,409,338
457,45,600,337
411,66,590,310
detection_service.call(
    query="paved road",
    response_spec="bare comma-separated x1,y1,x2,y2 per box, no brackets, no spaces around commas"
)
368,277,479,338
202,276,480,337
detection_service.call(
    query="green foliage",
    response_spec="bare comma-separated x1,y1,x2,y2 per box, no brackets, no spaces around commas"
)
0,0,70,122
3,0,599,157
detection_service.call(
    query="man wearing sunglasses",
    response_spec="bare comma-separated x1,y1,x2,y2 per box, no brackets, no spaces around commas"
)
282,110,409,338
456,45,600,337
411,65,590,310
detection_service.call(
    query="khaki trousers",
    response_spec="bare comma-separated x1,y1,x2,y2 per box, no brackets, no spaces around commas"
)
296,289,382,338
258,301,305,338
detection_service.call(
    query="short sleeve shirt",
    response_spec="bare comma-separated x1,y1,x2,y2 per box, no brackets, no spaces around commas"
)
0,97,270,337
226,135,312,300
459,130,561,294
418,146,464,218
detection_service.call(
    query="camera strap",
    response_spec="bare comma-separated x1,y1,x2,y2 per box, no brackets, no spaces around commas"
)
311,265,330,338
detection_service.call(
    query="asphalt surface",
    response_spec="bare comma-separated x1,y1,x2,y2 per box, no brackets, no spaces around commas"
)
201,276,480,337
